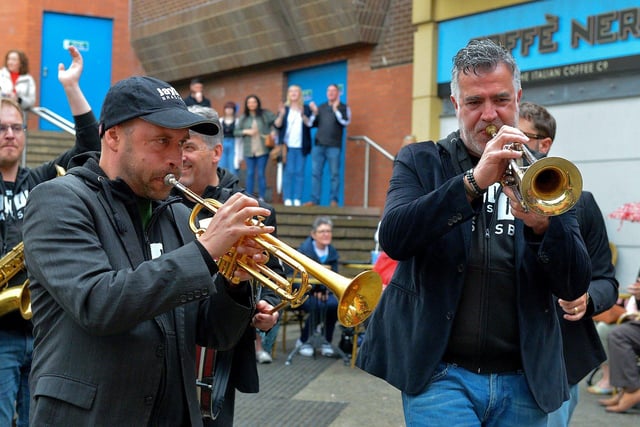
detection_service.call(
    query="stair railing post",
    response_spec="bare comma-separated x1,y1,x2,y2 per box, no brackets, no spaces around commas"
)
364,143,370,208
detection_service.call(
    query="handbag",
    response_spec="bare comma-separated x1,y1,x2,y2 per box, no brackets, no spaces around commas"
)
264,134,275,149
269,143,287,164
593,304,626,324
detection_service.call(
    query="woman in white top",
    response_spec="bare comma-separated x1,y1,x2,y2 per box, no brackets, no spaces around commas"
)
0,50,36,110
274,85,313,206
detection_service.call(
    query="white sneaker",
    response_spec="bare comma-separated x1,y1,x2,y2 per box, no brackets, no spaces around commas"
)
284,199,292,206
256,350,272,364
321,344,334,357
296,339,314,357
293,199,301,206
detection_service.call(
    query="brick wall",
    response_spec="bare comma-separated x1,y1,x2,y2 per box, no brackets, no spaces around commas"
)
0,0,143,129
1,0,414,211
371,0,415,68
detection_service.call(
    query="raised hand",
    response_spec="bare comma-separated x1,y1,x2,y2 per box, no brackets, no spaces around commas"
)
58,46,83,89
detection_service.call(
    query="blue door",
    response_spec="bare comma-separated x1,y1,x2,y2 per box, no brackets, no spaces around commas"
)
287,62,347,206
40,12,113,130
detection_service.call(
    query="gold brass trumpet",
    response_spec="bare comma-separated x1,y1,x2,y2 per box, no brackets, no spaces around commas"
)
165,174,382,327
485,125,582,216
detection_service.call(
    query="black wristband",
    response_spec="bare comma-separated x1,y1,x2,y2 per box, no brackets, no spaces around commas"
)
465,168,485,197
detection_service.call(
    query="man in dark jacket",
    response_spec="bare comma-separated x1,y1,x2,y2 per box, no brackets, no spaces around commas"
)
356,39,591,426
518,101,618,426
22,76,272,426
0,45,99,427
179,105,282,426
307,84,351,207
183,78,212,107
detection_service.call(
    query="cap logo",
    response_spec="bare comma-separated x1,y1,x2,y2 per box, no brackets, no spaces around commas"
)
156,86,182,101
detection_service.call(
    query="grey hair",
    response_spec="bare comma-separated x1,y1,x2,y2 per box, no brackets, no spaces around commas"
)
312,216,333,232
187,105,221,149
450,38,521,98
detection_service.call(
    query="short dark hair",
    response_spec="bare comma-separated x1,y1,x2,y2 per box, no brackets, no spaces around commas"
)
519,102,556,141
190,78,203,85
223,101,237,113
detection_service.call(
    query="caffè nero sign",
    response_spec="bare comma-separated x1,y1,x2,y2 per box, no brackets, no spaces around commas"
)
437,0,640,91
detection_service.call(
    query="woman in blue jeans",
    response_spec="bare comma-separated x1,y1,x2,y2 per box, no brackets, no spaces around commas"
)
274,85,312,206
234,94,276,200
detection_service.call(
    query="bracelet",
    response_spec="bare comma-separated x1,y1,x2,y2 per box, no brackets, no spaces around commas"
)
465,168,485,198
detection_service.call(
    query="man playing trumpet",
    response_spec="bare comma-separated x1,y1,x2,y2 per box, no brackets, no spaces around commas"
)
357,38,591,426
22,76,272,426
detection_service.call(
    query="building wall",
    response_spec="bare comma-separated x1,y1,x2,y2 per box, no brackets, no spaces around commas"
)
188,46,412,208
0,1,143,129
2,0,413,210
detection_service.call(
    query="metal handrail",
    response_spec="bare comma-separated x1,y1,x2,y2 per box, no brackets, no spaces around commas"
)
347,135,394,208
29,106,76,135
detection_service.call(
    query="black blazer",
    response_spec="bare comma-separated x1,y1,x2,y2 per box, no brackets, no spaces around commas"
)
557,191,618,384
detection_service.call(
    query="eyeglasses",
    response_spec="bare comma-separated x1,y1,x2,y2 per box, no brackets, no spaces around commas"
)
315,229,332,234
0,124,25,136
520,130,547,140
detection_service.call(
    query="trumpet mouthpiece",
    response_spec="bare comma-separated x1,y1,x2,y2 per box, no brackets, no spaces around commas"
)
485,125,498,137
164,174,177,186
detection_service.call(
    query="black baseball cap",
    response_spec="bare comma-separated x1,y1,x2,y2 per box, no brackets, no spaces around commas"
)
98,76,220,137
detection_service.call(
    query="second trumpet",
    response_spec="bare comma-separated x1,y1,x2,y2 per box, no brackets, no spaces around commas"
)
164,174,382,327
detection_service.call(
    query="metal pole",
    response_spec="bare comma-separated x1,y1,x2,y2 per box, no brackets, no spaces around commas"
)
364,144,370,208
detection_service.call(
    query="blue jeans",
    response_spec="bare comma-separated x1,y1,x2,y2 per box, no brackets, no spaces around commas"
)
311,145,340,204
546,383,578,427
245,154,268,199
258,319,281,354
299,293,338,344
0,329,32,427
220,137,237,174
282,147,305,202
402,363,547,427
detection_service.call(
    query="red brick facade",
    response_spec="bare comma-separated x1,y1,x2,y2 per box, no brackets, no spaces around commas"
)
0,0,413,210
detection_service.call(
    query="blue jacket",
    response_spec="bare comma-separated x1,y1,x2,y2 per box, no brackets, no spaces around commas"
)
356,135,591,413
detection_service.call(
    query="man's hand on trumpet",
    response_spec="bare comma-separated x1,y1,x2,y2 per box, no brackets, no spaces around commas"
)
197,192,274,281
471,125,527,190
252,300,279,331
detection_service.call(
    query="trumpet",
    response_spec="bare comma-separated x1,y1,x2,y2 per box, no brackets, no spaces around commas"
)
164,174,382,327
485,125,582,216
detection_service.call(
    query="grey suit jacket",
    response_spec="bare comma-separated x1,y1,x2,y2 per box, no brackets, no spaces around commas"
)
23,162,253,426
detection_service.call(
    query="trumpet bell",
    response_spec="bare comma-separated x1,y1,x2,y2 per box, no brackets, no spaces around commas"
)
339,271,382,327
520,156,582,216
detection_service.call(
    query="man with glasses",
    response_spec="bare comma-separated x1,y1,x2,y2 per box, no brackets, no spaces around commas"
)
0,46,100,427
292,216,340,358
178,105,282,425
518,101,618,426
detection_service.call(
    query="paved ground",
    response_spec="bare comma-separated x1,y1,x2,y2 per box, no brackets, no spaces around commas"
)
236,325,639,426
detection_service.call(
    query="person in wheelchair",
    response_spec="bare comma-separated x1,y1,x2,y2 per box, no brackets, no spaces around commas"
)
295,216,340,357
